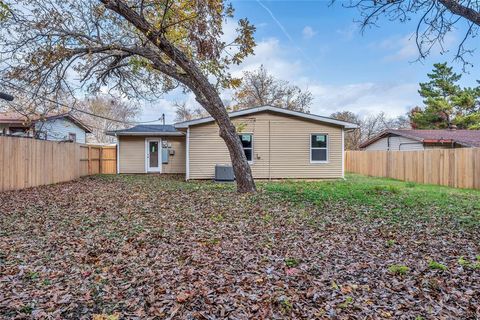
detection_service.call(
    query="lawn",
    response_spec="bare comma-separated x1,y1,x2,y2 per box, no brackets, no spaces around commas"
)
1,174,479,319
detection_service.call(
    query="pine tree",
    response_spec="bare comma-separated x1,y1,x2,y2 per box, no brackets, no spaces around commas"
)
410,63,480,129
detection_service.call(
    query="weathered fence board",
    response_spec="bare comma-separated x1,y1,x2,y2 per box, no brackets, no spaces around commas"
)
0,136,116,192
345,148,480,190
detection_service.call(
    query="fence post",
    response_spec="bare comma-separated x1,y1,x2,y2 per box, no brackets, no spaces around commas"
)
88,146,92,175
99,147,103,174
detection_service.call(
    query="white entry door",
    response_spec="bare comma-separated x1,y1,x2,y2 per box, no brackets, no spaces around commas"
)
146,139,161,173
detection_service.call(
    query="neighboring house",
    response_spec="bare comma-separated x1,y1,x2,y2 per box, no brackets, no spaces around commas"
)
0,112,91,143
360,129,480,151
107,105,358,180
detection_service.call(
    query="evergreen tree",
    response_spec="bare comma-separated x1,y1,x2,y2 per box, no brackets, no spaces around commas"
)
409,63,480,129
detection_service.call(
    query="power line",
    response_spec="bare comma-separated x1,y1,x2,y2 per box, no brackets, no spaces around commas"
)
1,81,165,125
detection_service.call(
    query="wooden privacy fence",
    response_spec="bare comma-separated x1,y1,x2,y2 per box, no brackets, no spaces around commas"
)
345,149,480,190
0,136,116,192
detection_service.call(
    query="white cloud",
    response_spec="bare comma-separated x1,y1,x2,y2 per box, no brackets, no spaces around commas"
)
302,26,317,39
137,23,423,123
374,32,458,62
306,82,420,117
233,38,303,79
380,34,419,62
336,24,358,41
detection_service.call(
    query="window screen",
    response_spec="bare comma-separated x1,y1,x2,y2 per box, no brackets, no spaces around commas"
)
239,134,253,162
311,134,327,162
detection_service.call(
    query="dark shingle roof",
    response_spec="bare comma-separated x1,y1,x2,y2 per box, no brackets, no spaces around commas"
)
360,129,480,148
106,124,183,136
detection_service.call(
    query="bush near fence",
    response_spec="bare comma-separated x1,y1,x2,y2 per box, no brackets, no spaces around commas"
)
0,136,116,192
345,149,480,190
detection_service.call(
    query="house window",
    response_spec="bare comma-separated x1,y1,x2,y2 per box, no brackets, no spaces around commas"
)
239,133,253,162
311,134,328,162
68,133,77,142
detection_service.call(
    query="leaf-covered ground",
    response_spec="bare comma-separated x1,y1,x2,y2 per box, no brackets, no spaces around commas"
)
1,174,479,319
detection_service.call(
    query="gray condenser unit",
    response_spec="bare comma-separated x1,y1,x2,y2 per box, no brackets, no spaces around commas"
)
215,164,235,181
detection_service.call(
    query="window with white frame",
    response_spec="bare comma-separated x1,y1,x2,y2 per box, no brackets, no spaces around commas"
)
239,133,253,162
310,134,328,162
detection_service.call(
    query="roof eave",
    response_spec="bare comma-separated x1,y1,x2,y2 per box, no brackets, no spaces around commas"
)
174,105,359,129
359,130,426,148
34,114,93,133
106,131,185,137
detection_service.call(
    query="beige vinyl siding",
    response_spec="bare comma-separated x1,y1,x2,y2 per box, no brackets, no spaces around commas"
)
188,111,344,180
119,136,145,173
162,136,186,174
119,136,186,174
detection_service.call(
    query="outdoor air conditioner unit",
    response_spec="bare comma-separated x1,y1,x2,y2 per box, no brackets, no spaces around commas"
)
215,164,235,181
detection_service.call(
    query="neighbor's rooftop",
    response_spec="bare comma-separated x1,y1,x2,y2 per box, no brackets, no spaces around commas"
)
106,124,184,136
360,129,480,148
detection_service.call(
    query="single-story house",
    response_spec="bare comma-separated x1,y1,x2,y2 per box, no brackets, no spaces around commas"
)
107,105,358,180
360,129,480,151
0,112,91,143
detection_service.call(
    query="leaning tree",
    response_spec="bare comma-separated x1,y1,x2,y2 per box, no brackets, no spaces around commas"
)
0,0,257,192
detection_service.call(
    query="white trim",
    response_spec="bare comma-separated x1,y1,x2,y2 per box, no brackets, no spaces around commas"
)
341,129,345,178
186,128,190,180
116,135,120,174
310,133,329,164
145,138,162,173
239,132,254,164
174,105,359,129
107,132,184,137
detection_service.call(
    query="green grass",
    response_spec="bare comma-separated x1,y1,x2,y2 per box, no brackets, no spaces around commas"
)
428,260,448,271
98,173,480,229
262,174,480,228
388,264,410,275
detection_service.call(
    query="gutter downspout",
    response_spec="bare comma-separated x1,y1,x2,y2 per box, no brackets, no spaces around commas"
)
268,120,271,181
186,127,190,181
116,133,120,174
341,128,345,179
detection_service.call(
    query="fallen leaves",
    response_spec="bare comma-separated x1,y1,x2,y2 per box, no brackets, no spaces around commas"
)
92,313,120,320
0,174,479,319
175,291,194,303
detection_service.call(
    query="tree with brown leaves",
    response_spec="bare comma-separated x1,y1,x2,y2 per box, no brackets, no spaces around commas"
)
77,96,140,144
233,66,313,113
0,0,257,192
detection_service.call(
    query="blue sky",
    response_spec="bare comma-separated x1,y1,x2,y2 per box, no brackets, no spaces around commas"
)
141,0,479,123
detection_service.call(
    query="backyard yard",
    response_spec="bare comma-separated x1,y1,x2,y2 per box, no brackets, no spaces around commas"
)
1,174,479,319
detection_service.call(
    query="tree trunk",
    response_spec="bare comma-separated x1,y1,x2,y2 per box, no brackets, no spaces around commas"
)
194,86,256,193
213,110,256,193
100,0,257,193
